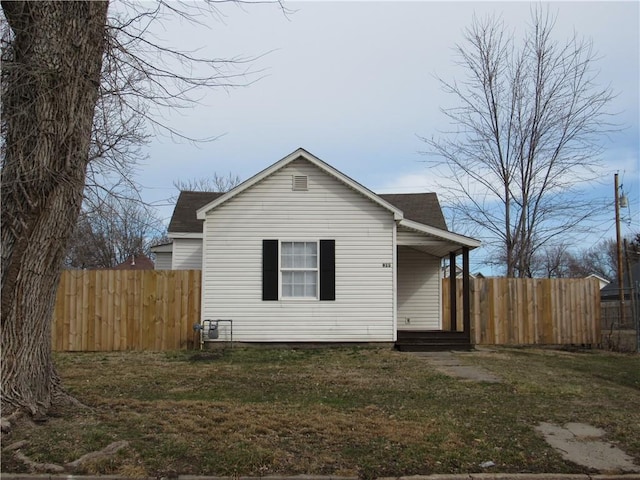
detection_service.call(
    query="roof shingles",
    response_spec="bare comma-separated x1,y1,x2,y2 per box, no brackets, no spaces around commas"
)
168,191,223,233
169,191,448,234
379,193,447,231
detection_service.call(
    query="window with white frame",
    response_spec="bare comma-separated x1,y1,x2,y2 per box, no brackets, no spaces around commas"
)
280,241,318,298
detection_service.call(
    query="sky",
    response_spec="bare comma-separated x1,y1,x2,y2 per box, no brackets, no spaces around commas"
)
124,1,639,273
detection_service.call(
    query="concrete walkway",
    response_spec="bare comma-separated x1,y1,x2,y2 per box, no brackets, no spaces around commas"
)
409,351,502,383
407,351,640,475
536,422,640,473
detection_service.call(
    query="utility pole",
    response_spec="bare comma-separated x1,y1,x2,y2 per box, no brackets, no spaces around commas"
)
615,173,625,327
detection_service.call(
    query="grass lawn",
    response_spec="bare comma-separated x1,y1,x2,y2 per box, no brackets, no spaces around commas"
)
1,346,639,478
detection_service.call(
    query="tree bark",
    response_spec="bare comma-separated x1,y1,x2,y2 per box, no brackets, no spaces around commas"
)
1,1,109,417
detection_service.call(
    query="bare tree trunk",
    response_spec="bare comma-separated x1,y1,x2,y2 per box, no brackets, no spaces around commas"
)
1,1,108,417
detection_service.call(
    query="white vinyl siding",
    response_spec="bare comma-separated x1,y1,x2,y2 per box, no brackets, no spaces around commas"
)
201,158,395,342
396,246,441,330
171,238,203,270
153,252,172,270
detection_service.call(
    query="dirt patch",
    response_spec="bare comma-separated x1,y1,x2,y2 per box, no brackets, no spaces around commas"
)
602,329,638,352
535,422,640,473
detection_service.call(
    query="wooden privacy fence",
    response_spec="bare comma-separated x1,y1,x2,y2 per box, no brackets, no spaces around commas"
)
52,270,201,351
53,271,601,351
443,277,601,345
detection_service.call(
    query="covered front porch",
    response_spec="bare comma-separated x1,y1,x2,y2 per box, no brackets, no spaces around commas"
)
394,219,480,351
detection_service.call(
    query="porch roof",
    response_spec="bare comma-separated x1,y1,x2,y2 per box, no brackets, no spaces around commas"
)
397,219,481,258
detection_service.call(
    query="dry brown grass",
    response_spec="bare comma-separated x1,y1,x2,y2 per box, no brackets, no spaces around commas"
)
1,346,638,478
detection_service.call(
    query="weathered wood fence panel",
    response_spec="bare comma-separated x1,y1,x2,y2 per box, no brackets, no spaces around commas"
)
443,277,601,345
53,271,600,351
52,270,201,351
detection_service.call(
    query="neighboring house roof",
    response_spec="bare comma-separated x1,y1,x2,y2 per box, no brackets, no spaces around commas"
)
586,273,610,290
442,264,478,278
113,254,155,270
601,261,640,300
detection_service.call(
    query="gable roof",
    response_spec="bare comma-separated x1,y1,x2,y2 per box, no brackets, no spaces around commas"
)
169,190,449,235
196,148,404,222
167,149,475,253
586,273,610,287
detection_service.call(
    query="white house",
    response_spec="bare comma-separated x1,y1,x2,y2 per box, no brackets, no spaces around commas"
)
586,273,610,290
149,242,173,270
159,148,480,347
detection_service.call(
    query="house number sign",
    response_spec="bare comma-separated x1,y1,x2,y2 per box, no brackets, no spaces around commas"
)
382,263,392,268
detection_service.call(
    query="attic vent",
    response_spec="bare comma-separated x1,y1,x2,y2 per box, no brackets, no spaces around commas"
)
292,175,308,191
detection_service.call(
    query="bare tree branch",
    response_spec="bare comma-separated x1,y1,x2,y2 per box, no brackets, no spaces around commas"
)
421,7,618,277
173,172,242,194
0,0,285,418
65,190,166,269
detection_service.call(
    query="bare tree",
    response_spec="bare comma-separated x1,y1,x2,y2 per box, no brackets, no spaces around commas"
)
173,172,242,193
85,1,262,204
422,7,616,277
568,239,617,280
530,243,572,278
1,0,282,419
1,1,110,418
529,237,631,280
65,192,166,269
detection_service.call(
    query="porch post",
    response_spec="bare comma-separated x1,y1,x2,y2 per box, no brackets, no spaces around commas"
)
449,251,457,332
462,247,471,342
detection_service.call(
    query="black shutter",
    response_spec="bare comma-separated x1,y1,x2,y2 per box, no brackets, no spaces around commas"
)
319,240,335,301
262,240,278,301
